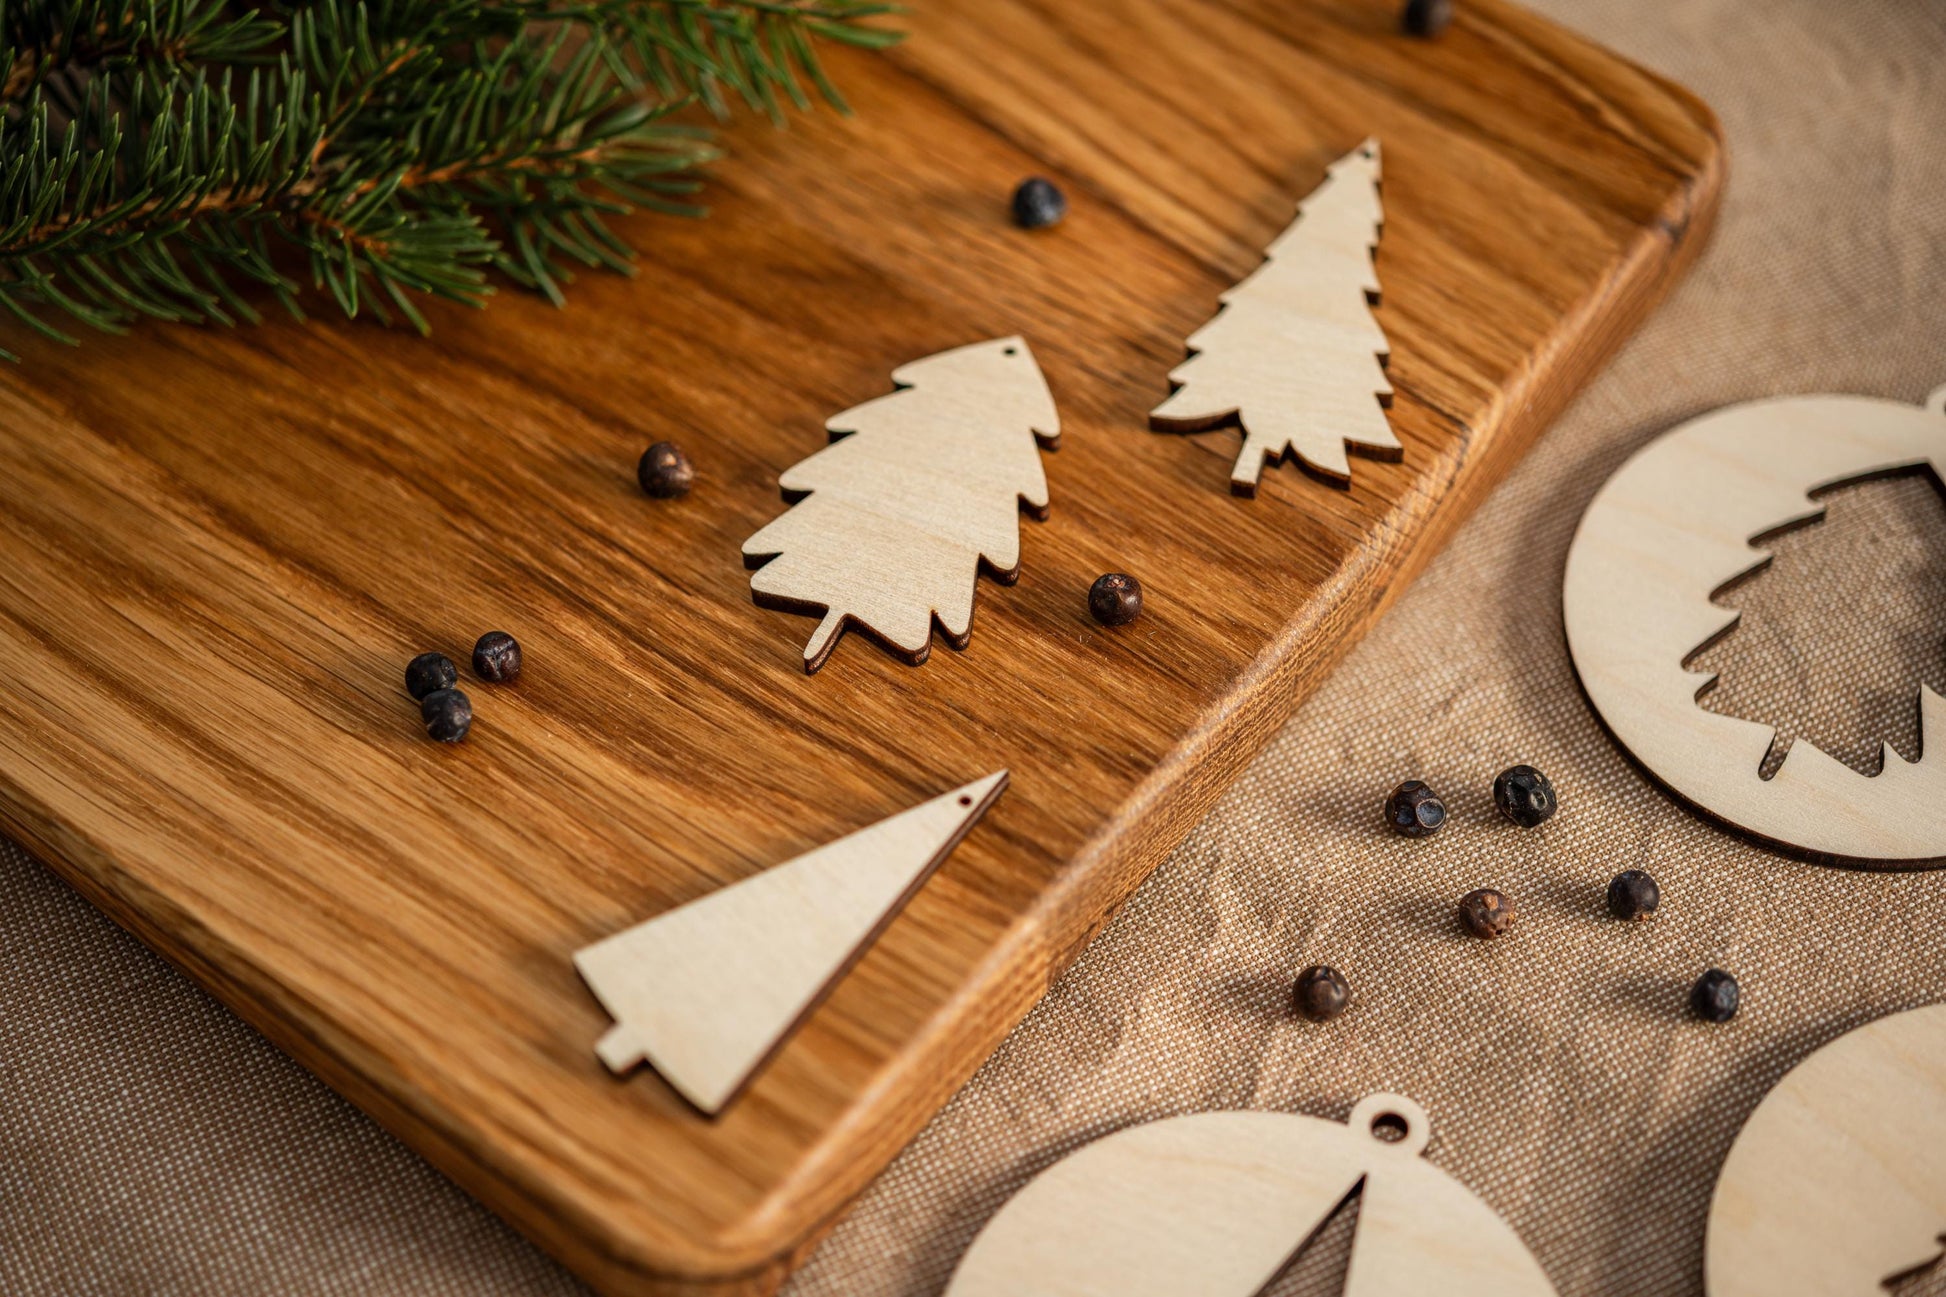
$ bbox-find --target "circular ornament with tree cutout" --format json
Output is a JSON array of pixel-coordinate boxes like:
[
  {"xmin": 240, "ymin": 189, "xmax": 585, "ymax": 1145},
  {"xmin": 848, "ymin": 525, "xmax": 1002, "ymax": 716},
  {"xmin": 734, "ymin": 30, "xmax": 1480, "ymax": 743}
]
[
  {"xmin": 945, "ymin": 1094, "xmax": 1557, "ymax": 1295},
  {"xmin": 1563, "ymin": 386, "xmax": 1946, "ymax": 866}
]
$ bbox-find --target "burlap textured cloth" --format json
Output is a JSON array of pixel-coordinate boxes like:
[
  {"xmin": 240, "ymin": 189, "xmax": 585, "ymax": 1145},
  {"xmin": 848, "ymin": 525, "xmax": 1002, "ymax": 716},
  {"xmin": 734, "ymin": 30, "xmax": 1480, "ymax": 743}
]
[{"xmin": 6, "ymin": 1, "xmax": 1946, "ymax": 1292}]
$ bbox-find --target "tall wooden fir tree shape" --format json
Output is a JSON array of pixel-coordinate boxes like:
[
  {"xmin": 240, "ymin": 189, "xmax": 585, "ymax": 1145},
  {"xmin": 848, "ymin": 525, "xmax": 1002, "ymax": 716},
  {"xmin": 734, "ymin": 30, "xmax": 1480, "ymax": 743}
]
[
  {"xmin": 1151, "ymin": 139, "xmax": 1399, "ymax": 495},
  {"xmin": 743, "ymin": 337, "xmax": 1060, "ymax": 673},
  {"xmin": 575, "ymin": 771, "xmax": 1008, "ymax": 1114}
]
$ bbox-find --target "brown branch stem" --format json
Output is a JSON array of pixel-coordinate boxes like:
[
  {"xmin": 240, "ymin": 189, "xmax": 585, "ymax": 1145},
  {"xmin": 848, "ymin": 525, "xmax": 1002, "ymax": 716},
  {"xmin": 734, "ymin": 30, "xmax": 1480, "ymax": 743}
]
[
  {"xmin": 0, "ymin": 135, "xmax": 626, "ymax": 265},
  {"xmin": 1, "ymin": 28, "xmax": 188, "ymax": 104}
]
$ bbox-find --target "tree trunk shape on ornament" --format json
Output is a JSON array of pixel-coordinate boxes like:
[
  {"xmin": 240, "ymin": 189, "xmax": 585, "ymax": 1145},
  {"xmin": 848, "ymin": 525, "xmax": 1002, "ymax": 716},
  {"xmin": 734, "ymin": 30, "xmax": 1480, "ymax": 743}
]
[
  {"xmin": 1151, "ymin": 139, "xmax": 1399, "ymax": 494},
  {"xmin": 743, "ymin": 337, "xmax": 1060, "ymax": 673}
]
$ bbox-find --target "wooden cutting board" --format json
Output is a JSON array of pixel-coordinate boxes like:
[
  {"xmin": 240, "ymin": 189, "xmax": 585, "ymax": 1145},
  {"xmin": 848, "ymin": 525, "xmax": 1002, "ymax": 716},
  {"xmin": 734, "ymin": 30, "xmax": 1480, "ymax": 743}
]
[{"xmin": 0, "ymin": 0, "xmax": 1719, "ymax": 1292}]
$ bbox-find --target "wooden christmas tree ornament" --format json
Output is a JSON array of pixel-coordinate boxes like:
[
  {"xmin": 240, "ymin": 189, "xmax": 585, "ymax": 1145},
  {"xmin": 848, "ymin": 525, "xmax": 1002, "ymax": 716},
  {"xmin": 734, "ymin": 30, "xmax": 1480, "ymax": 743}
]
[
  {"xmin": 743, "ymin": 337, "xmax": 1060, "ymax": 673},
  {"xmin": 1563, "ymin": 387, "xmax": 1946, "ymax": 865},
  {"xmin": 946, "ymin": 1094, "xmax": 1557, "ymax": 1296},
  {"xmin": 1707, "ymin": 1004, "xmax": 1946, "ymax": 1296},
  {"xmin": 574, "ymin": 771, "xmax": 1008, "ymax": 1113},
  {"xmin": 1150, "ymin": 139, "xmax": 1399, "ymax": 495}
]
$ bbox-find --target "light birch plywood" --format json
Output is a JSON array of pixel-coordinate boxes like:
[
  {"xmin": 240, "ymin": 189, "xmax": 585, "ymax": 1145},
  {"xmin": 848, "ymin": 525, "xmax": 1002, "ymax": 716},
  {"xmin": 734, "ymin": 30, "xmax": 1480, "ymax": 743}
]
[
  {"xmin": 1706, "ymin": 1005, "xmax": 1946, "ymax": 1297},
  {"xmin": 1562, "ymin": 387, "xmax": 1946, "ymax": 866},
  {"xmin": 575, "ymin": 771, "xmax": 1007, "ymax": 1114},
  {"xmin": 946, "ymin": 1094, "xmax": 1557, "ymax": 1297},
  {"xmin": 1150, "ymin": 139, "xmax": 1399, "ymax": 494},
  {"xmin": 742, "ymin": 337, "xmax": 1059, "ymax": 673}
]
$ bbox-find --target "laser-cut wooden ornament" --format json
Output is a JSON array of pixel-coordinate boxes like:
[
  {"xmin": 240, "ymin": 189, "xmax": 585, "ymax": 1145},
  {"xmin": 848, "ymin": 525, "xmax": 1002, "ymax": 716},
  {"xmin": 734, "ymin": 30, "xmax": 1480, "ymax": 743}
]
[
  {"xmin": 1563, "ymin": 386, "xmax": 1946, "ymax": 866},
  {"xmin": 574, "ymin": 771, "xmax": 1007, "ymax": 1114},
  {"xmin": 743, "ymin": 337, "xmax": 1059, "ymax": 673},
  {"xmin": 1150, "ymin": 139, "xmax": 1399, "ymax": 495},
  {"xmin": 946, "ymin": 1094, "xmax": 1557, "ymax": 1296},
  {"xmin": 1707, "ymin": 1004, "xmax": 1946, "ymax": 1297}
]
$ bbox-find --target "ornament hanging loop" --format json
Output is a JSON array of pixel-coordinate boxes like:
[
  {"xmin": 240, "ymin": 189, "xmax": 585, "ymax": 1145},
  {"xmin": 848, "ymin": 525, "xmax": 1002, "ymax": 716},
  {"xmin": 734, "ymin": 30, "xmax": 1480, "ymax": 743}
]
[{"xmin": 1349, "ymin": 1092, "xmax": 1432, "ymax": 1157}]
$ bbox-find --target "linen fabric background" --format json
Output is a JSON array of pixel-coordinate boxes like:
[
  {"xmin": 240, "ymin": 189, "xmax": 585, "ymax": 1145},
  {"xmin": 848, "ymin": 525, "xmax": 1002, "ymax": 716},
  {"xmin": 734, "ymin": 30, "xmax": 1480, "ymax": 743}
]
[{"xmin": 6, "ymin": 1, "xmax": 1946, "ymax": 1293}]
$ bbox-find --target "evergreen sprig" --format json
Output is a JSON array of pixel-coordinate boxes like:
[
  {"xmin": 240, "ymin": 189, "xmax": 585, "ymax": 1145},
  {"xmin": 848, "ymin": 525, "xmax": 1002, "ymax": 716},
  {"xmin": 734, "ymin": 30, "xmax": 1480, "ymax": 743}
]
[{"xmin": 0, "ymin": 0, "xmax": 898, "ymax": 357}]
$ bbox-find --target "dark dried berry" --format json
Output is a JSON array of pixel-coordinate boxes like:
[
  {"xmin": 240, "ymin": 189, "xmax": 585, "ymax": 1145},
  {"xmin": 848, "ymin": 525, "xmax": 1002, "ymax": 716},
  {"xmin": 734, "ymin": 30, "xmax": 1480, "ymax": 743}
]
[
  {"xmin": 1493, "ymin": 764, "xmax": 1557, "ymax": 828},
  {"xmin": 1607, "ymin": 869, "xmax": 1660, "ymax": 921},
  {"xmin": 421, "ymin": 688, "xmax": 472, "ymax": 743},
  {"xmin": 1384, "ymin": 780, "xmax": 1446, "ymax": 838},
  {"xmin": 405, "ymin": 652, "xmax": 457, "ymax": 701},
  {"xmin": 1691, "ymin": 969, "xmax": 1739, "ymax": 1022},
  {"xmin": 1088, "ymin": 573, "xmax": 1143, "ymax": 626},
  {"xmin": 1458, "ymin": 888, "xmax": 1515, "ymax": 939},
  {"xmin": 1401, "ymin": 0, "xmax": 1453, "ymax": 38},
  {"xmin": 1010, "ymin": 176, "xmax": 1067, "ymax": 230},
  {"xmin": 637, "ymin": 441, "xmax": 694, "ymax": 499},
  {"xmin": 1293, "ymin": 965, "xmax": 1350, "ymax": 1021},
  {"xmin": 472, "ymin": 631, "xmax": 522, "ymax": 682}
]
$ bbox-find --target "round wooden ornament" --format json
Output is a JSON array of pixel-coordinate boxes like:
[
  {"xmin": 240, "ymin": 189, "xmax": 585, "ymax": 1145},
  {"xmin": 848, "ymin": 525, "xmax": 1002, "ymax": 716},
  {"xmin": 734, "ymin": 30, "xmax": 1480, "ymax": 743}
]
[
  {"xmin": 1562, "ymin": 387, "xmax": 1946, "ymax": 865},
  {"xmin": 1707, "ymin": 1005, "xmax": 1946, "ymax": 1296},
  {"xmin": 945, "ymin": 1094, "xmax": 1557, "ymax": 1296}
]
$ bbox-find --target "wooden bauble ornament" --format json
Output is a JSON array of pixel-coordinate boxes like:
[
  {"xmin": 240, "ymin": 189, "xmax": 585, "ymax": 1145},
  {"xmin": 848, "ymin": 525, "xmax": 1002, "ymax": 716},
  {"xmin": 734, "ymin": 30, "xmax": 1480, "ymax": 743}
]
[
  {"xmin": 1707, "ymin": 1005, "xmax": 1946, "ymax": 1296},
  {"xmin": 574, "ymin": 771, "xmax": 1007, "ymax": 1113},
  {"xmin": 946, "ymin": 1094, "xmax": 1557, "ymax": 1296},
  {"xmin": 1563, "ymin": 386, "xmax": 1946, "ymax": 866},
  {"xmin": 743, "ymin": 337, "xmax": 1059, "ymax": 673},
  {"xmin": 1150, "ymin": 139, "xmax": 1399, "ymax": 494}
]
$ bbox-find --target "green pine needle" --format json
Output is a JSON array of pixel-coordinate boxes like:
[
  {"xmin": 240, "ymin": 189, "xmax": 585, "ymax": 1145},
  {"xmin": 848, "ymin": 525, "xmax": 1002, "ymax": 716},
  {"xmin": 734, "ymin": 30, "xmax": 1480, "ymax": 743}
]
[{"xmin": 0, "ymin": 0, "xmax": 901, "ymax": 353}]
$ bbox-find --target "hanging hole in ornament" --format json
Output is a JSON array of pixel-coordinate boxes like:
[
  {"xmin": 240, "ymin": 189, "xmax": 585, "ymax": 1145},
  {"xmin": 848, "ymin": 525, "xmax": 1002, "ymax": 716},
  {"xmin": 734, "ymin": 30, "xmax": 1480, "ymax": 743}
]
[
  {"xmin": 1002, "ymin": 345, "xmax": 1018, "ymax": 357},
  {"xmin": 958, "ymin": 795, "xmax": 973, "ymax": 807},
  {"xmin": 1369, "ymin": 1111, "xmax": 1409, "ymax": 1143},
  {"xmin": 1348, "ymin": 1092, "xmax": 1430, "ymax": 1155}
]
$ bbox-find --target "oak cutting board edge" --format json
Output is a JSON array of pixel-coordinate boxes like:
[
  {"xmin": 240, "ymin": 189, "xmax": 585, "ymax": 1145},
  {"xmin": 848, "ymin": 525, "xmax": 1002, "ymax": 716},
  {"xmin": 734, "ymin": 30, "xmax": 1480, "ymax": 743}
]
[{"xmin": 0, "ymin": 1, "xmax": 1724, "ymax": 1294}]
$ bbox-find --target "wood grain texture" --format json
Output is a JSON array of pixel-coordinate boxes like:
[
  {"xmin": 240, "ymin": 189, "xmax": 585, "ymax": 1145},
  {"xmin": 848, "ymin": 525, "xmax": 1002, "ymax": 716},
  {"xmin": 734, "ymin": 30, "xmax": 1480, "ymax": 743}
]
[
  {"xmin": 947, "ymin": 1096, "xmax": 1557, "ymax": 1295},
  {"xmin": 1706, "ymin": 1005, "xmax": 1946, "ymax": 1296},
  {"xmin": 1564, "ymin": 390, "xmax": 1946, "ymax": 865},
  {"xmin": 0, "ymin": 1, "xmax": 1720, "ymax": 1292}
]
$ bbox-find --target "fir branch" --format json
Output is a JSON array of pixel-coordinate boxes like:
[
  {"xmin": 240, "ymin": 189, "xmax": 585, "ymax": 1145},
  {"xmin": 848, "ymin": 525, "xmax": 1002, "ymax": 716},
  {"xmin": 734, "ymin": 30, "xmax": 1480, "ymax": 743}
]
[
  {"xmin": 0, "ymin": 0, "xmax": 899, "ymax": 356},
  {"xmin": 1, "ymin": 0, "xmax": 284, "ymax": 104},
  {"xmin": 580, "ymin": 0, "xmax": 901, "ymax": 117}
]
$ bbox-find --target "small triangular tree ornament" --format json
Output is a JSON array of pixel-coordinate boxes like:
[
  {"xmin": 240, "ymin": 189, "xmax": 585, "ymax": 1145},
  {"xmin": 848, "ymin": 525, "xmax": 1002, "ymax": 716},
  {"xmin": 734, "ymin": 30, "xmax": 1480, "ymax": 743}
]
[
  {"xmin": 743, "ymin": 337, "xmax": 1060, "ymax": 673},
  {"xmin": 574, "ymin": 771, "xmax": 1008, "ymax": 1114},
  {"xmin": 1151, "ymin": 139, "xmax": 1398, "ymax": 495}
]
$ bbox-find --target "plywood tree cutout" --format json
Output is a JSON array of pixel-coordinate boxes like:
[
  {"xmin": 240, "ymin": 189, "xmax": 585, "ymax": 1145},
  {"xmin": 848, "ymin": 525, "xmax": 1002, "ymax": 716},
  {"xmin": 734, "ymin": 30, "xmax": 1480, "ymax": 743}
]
[
  {"xmin": 1687, "ymin": 469, "xmax": 1946, "ymax": 780},
  {"xmin": 743, "ymin": 337, "xmax": 1059, "ymax": 673},
  {"xmin": 574, "ymin": 771, "xmax": 1007, "ymax": 1114},
  {"xmin": 1151, "ymin": 139, "xmax": 1398, "ymax": 495},
  {"xmin": 947, "ymin": 1095, "xmax": 1557, "ymax": 1296},
  {"xmin": 1563, "ymin": 387, "xmax": 1946, "ymax": 865}
]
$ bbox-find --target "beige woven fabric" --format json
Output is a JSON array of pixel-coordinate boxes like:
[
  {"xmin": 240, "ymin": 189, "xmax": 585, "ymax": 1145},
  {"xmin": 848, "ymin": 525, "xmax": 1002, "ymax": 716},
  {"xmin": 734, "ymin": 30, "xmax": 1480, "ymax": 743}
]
[
  {"xmin": 0, "ymin": 840, "xmax": 588, "ymax": 1295},
  {"xmin": 797, "ymin": 0, "xmax": 1946, "ymax": 1290},
  {"xmin": 6, "ymin": 0, "xmax": 1946, "ymax": 1293}
]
